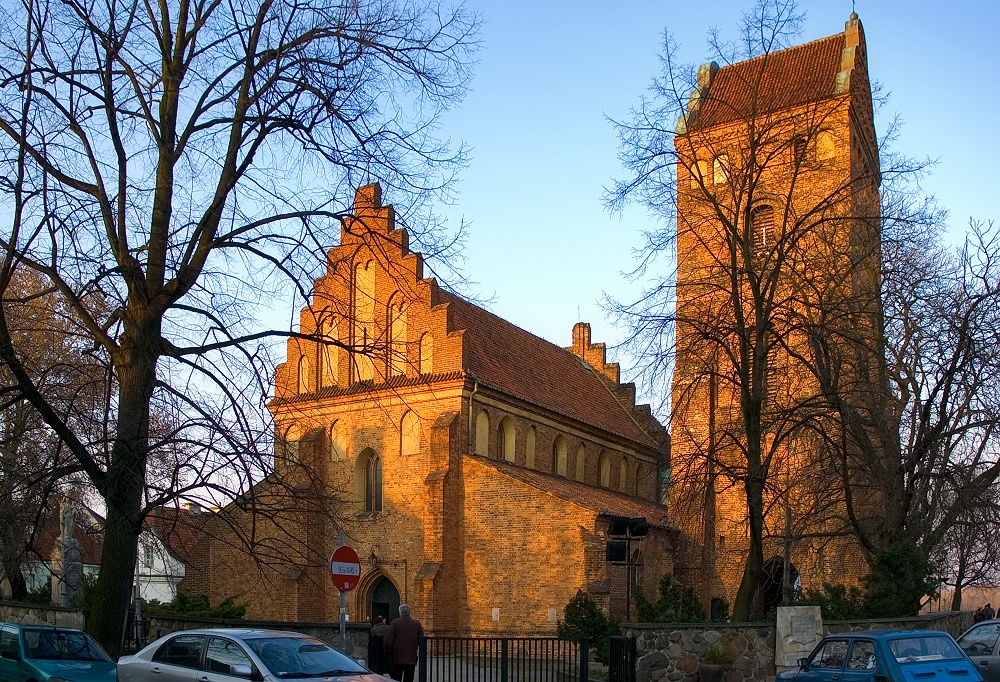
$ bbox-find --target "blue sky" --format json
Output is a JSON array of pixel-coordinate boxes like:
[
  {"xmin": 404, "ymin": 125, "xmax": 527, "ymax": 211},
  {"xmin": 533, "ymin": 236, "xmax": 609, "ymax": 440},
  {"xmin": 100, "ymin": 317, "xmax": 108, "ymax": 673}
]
[{"xmin": 433, "ymin": 0, "xmax": 1000, "ymax": 374}]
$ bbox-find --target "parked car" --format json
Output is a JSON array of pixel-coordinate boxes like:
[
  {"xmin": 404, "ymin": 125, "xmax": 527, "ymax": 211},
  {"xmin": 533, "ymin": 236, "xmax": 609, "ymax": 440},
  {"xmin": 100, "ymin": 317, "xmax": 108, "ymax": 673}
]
[
  {"xmin": 0, "ymin": 622, "xmax": 116, "ymax": 682},
  {"xmin": 957, "ymin": 619, "xmax": 1000, "ymax": 682},
  {"xmin": 117, "ymin": 629, "xmax": 383, "ymax": 682},
  {"xmin": 777, "ymin": 630, "xmax": 982, "ymax": 682}
]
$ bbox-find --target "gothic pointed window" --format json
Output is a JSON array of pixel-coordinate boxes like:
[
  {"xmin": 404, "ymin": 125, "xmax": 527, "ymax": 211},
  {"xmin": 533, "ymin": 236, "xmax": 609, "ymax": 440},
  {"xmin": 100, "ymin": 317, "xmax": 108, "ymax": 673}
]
[
  {"xmin": 498, "ymin": 417, "xmax": 515, "ymax": 462},
  {"xmin": 598, "ymin": 451, "xmax": 610, "ymax": 487},
  {"xmin": 321, "ymin": 319, "xmax": 339, "ymax": 388},
  {"xmin": 401, "ymin": 410, "xmax": 420, "ymax": 456},
  {"xmin": 353, "ymin": 260, "xmax": 376, "ymax": 382},
  {"xmin": 329, "ymin": 420, "xmax": 346, "ymax": 462},
  {"xmin": 817, "ymin": 131, "xmax": 836, "ymax": 162},
  {"xmin": 575, "ymin": 444, "xmax": 586, "ymax": 481},
  {"xmin": 713, "ymin": 154, "xmax": 729, "ymax": 185},
  {"xmin": 388, "ymin": 296, "xmax": 407, "ymax": 377},
  {"xmin": 619, "ymin": 457, "xmax": 630, "ymax": 492},
  {"xmin": 419, "ymin": 333, "xmax": 433, "ymax": 374},
  {"xmin": 475, "ymin": 410, "xmax": 490, "ymax": 456},
  {"xmin": 297, "ymin": 354, "xmax": 311, "ymax": 394},
  {"xmin": 362, "ymin": 451, "xmax": 382, "ymax": 512},
  {"xmin": 751, "ymin": 205, "xmax": 774, "ymax": 255},
  {"xmin": 553, "ymin": 436, "xmax": 567, "ymax": 476}
]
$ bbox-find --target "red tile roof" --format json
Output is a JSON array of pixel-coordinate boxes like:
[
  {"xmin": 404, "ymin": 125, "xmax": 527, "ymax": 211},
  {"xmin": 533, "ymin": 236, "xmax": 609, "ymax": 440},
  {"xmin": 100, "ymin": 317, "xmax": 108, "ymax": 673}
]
[
  {"xmin": 690, "ymin": 33, "xmax": 845, "ymax": 130},
  {"xmin": 439, "ymin": 292, "xmax": 659, "ymax": 448},
  {"xmin": 145, "ymin": 507, "xmax": 210, "ymax": 564},
  {"xmin": 472, "ymin": 455, "xmax": 672, "ymax": 529}
]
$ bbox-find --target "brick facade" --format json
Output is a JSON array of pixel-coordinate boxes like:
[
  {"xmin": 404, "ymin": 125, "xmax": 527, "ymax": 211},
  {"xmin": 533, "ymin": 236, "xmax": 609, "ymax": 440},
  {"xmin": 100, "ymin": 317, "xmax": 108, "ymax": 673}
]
[{"xmin": 192, "ymin": 183, "xmax": 671, "ymax": 633}]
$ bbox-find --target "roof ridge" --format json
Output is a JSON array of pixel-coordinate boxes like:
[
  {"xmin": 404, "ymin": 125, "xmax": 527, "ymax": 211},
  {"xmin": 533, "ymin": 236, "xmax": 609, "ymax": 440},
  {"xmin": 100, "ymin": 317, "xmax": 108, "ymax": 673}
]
[{"xmin": 713, "ymin": 31, "xmax": 844, "ymax": 73}]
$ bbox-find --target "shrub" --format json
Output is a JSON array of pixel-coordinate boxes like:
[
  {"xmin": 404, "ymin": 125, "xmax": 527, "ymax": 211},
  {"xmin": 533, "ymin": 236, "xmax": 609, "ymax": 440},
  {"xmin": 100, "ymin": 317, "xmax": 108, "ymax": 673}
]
[
  {"xmin": 144, "ymin": 593, "xmax": 248, "ymax": 619},
  {"xmin": 557, "ymin": 589, "xmax": 617, "ymax": 663},
  {"xmin": 702, "ymin": 643, "xmax": 734, "ymax": 665},
  {"xmin": 635, "ymin": 574, "xmax": 707, "ymax": 623}
]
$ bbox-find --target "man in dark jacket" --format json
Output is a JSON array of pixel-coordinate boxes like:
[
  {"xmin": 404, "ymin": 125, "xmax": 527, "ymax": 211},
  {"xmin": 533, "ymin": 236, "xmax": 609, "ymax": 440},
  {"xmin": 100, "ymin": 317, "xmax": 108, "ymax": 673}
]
[{"xmin": 385, "ymin": 604, "xmax": 424, "ymax": 682}]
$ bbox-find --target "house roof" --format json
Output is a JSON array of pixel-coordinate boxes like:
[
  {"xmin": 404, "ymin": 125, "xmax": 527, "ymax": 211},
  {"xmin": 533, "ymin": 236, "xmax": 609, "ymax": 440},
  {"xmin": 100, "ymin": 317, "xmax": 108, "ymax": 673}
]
[
  {"xmin": 471, "ymin": 455, "xmax": 673, "ymax": 530},
  {"xmin": 690, "ymin": 33, "xmax": 845, "ymax": 130},
  {"xmin": 145, "ymin": 507, "xmax": 209, "ymax": 564},
  {"xmin": 439, "ymin": 291, "xmax": 659, "ymax": 448}
]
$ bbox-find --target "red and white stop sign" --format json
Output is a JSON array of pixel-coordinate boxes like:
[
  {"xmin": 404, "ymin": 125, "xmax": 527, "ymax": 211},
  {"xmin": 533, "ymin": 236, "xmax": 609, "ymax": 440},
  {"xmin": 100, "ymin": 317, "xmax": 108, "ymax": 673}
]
[{"xmin": 329, "ymin": 545, "xmax": 361, "ymax": 592}]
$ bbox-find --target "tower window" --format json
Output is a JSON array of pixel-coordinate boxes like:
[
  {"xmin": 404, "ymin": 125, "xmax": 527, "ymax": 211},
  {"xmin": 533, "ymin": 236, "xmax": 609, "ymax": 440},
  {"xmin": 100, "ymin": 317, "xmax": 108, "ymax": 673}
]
[
  {"xmin": 364, "ymin": 453, "xmax": 382, "ymax": 512},
  {"xmin": 791, "ymin": 136, "xmax": 807, "ymax": 165},
  {"xmin": 750, "ymin": 205, "xmax": 775, "ymax": 253}
]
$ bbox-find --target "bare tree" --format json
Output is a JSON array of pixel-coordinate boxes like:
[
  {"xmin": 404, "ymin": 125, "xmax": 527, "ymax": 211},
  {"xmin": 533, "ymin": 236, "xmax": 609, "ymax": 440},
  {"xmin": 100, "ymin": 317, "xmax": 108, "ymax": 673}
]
[{"xmin": 0, "ymin": 0, "xmax": 477, "ymax": 652}]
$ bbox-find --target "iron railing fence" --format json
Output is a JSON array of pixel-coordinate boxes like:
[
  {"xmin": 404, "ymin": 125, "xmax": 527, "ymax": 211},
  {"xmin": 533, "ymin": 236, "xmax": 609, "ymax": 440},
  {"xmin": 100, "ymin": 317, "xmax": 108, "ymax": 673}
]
[{"xmin": 418, "ymin": 637, "xmax": 590, "ymax": 682}]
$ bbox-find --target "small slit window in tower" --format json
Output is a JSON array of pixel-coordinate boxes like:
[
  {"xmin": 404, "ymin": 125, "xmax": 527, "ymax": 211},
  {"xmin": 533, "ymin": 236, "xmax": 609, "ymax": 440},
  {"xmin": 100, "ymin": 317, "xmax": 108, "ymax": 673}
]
[{"xmin": 751, "ymin": 205, "xmax": 774, "ymax": 254}]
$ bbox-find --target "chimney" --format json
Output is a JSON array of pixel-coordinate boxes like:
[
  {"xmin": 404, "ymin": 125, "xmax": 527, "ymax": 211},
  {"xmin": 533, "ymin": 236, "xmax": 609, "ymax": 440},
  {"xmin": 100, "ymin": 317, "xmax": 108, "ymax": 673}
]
[{"xmin": 572, "ymin": 322, "xmax": 591, "ymax": 358}]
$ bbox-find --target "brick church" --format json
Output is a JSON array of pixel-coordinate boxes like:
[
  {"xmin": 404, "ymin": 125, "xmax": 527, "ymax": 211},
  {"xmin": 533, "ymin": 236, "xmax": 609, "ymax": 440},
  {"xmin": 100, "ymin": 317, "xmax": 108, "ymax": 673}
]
[{"xmin": 190, "ymin": 14, "xmax": 880, "ymax": 630}]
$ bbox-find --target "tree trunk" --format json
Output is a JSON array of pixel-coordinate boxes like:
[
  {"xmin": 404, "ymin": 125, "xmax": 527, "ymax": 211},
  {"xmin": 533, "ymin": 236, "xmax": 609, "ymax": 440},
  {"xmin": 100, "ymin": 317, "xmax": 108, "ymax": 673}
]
[
  {"xmin": 732, "ymin": 475, "xmax": 766, "ymax": 621},
  {"xmin": 86, "ymin": 330, "xmax": 157, "ymax": 656},
  {"xmin": 1, "ymin": 556, "xmax": 27, "ymax": 600}
]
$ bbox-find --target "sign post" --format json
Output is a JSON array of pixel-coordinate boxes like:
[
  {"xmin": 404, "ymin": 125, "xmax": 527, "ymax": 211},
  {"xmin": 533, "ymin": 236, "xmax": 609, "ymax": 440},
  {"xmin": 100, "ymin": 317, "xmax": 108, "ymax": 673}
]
[{"xmin": 330, "ymin": 533, "xmax": 361, "ymax": 652}]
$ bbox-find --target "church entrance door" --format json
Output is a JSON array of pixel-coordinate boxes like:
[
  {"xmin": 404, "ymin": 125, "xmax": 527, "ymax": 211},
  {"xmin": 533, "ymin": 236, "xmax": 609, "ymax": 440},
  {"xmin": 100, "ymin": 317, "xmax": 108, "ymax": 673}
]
[{"xmin": 370, "ymin": 577, "xmax": 400, "ymax": 623}]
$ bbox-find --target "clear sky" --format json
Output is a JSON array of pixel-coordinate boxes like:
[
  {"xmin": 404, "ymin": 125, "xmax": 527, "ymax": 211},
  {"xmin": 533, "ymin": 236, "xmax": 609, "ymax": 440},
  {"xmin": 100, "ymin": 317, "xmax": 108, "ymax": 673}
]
[{"xmin": 432, "ymin": 0, "xmax": 1000, "ymax": 384}]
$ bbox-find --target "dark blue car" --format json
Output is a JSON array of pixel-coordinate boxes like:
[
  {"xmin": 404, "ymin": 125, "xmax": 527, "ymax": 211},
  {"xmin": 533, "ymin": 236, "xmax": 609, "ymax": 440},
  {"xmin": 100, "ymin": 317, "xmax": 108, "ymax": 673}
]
[{"xmin": 777, "ymin": 630, "xmax": 982, "ymax": 682}]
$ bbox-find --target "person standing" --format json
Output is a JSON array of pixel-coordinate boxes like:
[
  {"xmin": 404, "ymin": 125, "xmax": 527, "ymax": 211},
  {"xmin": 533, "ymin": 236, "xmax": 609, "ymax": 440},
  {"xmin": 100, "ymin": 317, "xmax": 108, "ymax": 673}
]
[
  {"xmin": 985, "ymin": 603, "xmax": 996, "ymax": 620},
  {"xmin": 369, "ymin": 616, "xmax": 391, "ymax": 674},
  {"xmin": 385, "ymin": 604, "xmax": 424, "ymax": 682}
]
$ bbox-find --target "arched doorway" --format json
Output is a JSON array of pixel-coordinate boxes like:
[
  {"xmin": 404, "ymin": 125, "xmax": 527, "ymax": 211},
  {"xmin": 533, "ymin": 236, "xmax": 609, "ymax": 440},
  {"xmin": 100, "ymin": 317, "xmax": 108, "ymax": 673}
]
[
  {"xmin": 370, "ymin": 576, "xmax": 400, "ymax": 623},
  {"xmin": 753, "ymin": 556, "xmax": 799, "ymax": 616}
]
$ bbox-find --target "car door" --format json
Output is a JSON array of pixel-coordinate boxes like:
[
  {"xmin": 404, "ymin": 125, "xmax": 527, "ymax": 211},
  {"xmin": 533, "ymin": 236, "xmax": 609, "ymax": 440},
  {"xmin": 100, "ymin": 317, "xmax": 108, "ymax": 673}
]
[
  {"xmin": 841, "ymin": 639, "xmax": 878, "ymax": 682},
  {"xmin": 0, "ymin": 626, "xmax": 20, "ymax": 682},
  {"xmin": 801, "ymin": 639, "xmax": 850, "ymax": 682},
  {"xmin": 198, "ymin": 637, "xmax": 257, "ymax": 682},
  {"xmin": 149, "ymin": 634, "xmax": 206, "ymax": 682},
  {"xmin": 958, "ymin": 622, "xmax": 1000, "ymax": 682}
]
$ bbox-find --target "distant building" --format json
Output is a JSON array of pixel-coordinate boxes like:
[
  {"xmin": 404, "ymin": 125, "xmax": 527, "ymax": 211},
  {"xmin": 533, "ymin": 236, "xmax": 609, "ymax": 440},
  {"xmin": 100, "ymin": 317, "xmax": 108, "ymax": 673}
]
[
  {"xmin": 188, "ymin": 183, "xmax": 672, "ymax": 634},
  {"xmin": 4, "ymin": 503, "xmax": 202, "ymax": 604}
]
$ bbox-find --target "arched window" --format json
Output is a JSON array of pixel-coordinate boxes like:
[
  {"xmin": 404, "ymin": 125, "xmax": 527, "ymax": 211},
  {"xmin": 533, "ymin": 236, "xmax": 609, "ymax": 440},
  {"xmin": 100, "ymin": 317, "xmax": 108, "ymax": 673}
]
[
  {"xmin": 575, "ymin": 444, "xmax": 586, "ymax": 481},
  {"xmin": 329, "ymin": 421, "xmax": 346, "ymax": 462},
  {"xmin": 355, "ymin": 449, "xmax": 382, "ymax": 512},
  {"xmin": 475, "ymin": 410, "xmax": 490, "ymax": 456},
  {"xmin": 598, "ymin": 451, "xmax": 610, "ymax": 487},
  {"xmin": 619, "ymin": 457, "xmax": 630, "ymax": 492},
  {"xmin": 353, "ymin": 260, "xmax": 376, "ymax": 382},
  {"xmin": 751, "ymin": 205, "xmax": 774, "ymax": 252},
  {"xmin": 553, "ymin": 436, "xmax": 567, "ymax": 476},
  {"xmin": 297, "ymin": 354, "xmax": 311, "ymax": 394},
  {"xmin": 630, "ymin": 548, "xmax": 644, "ymax": 589},
  {"xmin": 635, "ymin": 463, "xmax": 648, "ymax": 499},
  {"xmin": 691, "ymin": 159, "xmax": 711, "ymax": 189},
  {"xmin": 816, "ymin": 131, "xmax": 836, "ymax": 161},
  {"xmin": 713, "ymin": 154, "xmax": 728, "ymax": 184},
  {"xmin": 791, "ymin": 135, "xmax": 807, "ymax": 164},
  {"xmin": 498, "ymin": 417, "xmax": 515, "ymax": 462},
  {"xmin": 401, "ymin": 411, "xmax": 420, "ymax": 456},
  {"xmin": 525, "ymin": 426, "xmax": 536, "ymax": 469},
  {"xmin": 320, "ymin": 319, "xmax": 339, "ymax": 388},
  {"xmin": 388, "ymin": 297, "xmax": 407, "ymax": 377},
  {"xmin": 419, "ymin": 333, "xmax": 433, "ymax": 374}
]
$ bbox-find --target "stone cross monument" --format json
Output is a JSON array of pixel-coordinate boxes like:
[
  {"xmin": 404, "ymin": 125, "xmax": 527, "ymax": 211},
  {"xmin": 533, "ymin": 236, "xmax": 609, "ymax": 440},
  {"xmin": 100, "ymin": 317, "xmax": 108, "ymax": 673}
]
[{"xmin": 50, "ymin": 496, "xmax": 84, "ymax": 607}]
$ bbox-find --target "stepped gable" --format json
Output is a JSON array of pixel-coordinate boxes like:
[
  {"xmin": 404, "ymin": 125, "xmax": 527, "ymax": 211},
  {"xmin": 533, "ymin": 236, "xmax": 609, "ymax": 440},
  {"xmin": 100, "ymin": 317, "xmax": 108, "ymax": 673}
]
[
  {"xmin": 690, "ymin": 33, "xmax": 844, "ymax": 131},
  {"xmin": 478, "ymin": 456, "xmax": 673, "ymax": 527},
  {"xmin": 439, "ymin": 291, "xmax": 658, "ymax": 447}
]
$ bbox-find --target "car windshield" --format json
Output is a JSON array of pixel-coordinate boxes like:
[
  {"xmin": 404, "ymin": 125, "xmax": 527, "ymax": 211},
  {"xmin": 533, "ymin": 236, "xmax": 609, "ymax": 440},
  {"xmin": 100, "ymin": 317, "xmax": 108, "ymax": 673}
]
[
  {"xmin": 22, "ymin": 629, "xmax": 111, "ymax": 662},
  {"xmin": 245, "ymin": 637, "xmax": 366, "ymax": 678},
  {"xmin": 888, "ymin": 636, "xmax": 965, "ymax": 663}
]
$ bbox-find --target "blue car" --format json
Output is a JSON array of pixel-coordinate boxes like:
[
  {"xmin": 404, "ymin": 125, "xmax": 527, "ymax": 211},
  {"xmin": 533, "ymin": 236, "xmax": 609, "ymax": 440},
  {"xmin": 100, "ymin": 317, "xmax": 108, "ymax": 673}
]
[
  {"xmin": 777, "ymin": 630, "xmax": 982, "ymax": 682},
  {"xmin": 0, "ymin": 623, "xmax": 116, "ymax": 682}
]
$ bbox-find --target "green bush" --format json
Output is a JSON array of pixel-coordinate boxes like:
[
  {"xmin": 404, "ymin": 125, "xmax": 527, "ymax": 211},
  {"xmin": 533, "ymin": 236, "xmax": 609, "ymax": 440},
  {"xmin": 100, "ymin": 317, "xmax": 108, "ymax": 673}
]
[
  {"xmin": 144, "ymin": 593, "xmax": 248, "ymax": 619},
  {"xmin": 22, "ymin": 584, "xmax": 53, "ymax": 605},
  {"xmin": 557, "ymin": 589, "xmax": 617, "ymax": 663},
  {"xmin": 702, "ymin": 643, "xmax": 734, "ymax": 665},
  {"xmin": 635, "ymin": 574, "xmax": 707, "ymax": 623}
]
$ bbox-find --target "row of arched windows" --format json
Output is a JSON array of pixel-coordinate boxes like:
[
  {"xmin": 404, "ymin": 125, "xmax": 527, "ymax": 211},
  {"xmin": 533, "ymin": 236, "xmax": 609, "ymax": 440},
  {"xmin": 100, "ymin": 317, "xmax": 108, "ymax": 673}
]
[
  {"xmin": 689, "ymin": 131, "xmax": 838, "ymax": 189},
  {"xmin": 296, "ymin": 322, "xmax": 434, "ymax": 394},
  {"xmin": 474, "ymin": 409, "xmax": 657, "ymax": 500}
]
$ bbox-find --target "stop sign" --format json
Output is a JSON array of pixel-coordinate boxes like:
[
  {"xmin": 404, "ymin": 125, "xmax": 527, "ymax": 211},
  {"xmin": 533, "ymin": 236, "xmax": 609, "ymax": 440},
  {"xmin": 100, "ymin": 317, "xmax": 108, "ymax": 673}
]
[{"xmin": 329, "ymin": 545, "xmax": 361, "ymax": 592}]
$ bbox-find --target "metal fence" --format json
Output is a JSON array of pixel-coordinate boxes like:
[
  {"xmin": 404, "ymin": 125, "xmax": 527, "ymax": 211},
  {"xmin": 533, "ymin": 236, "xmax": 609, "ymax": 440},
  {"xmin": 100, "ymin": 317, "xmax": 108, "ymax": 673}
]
[
  {"xmin": 608, "ymin": 637, "xmax": 636, "ymax": 682},
  {"xmin": 418, "ymin": 637, "xmax": 590, "ymax": 682}
]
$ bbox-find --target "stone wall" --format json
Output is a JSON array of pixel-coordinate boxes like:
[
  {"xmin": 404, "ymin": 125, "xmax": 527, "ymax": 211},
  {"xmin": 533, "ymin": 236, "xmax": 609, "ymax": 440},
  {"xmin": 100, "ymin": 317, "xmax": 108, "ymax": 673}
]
[
  {"xmin": 0, "ymin": 601, "xmax": 85, "ymax": 628},
  {"xmin": 621, "ymin": 612, "xmax": 974, "ymax": 682},
  {"xmin": 146, "ymin": 615, "xmax": 372, "ymax": 660}
]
